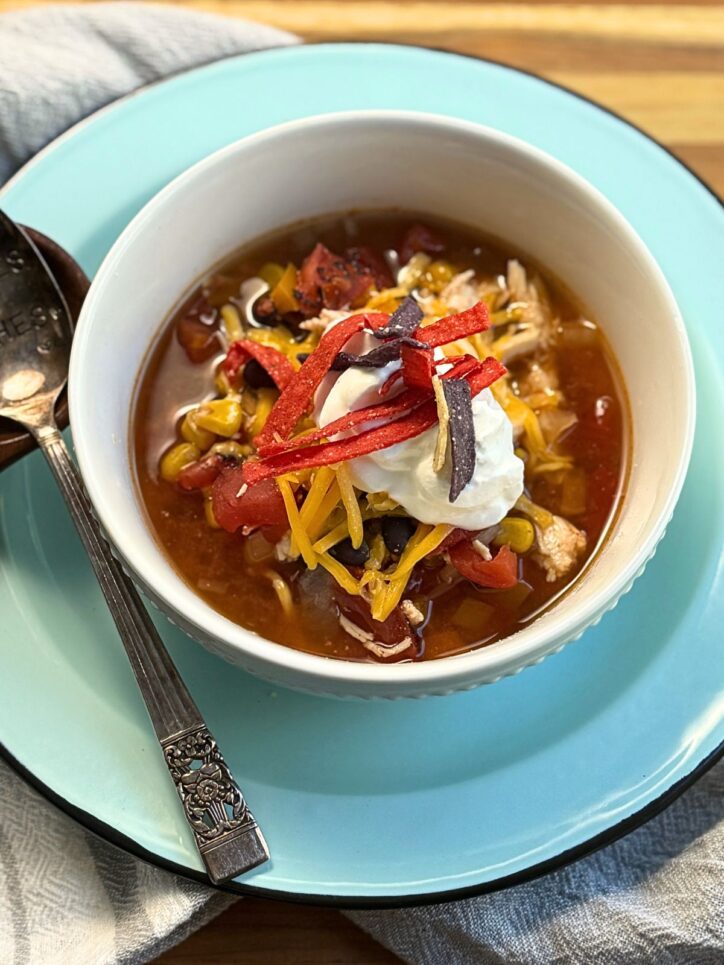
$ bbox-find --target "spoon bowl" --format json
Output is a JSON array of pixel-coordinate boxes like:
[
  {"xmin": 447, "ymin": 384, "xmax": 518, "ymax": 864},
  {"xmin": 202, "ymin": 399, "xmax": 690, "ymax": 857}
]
[{"xmin": 0, "ymin": 213, "xmax": 73, "ymax": 429}]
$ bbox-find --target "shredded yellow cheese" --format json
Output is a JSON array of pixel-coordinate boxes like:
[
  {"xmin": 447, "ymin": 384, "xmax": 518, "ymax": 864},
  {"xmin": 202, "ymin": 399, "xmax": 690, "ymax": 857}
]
[
  {"xmin": 335, "ymin": 463, "xmax": 364, "ymax": 549},
  {"xmin": 392, "ymin": 524, "xmax": 453, "ymax": 583},
  {"xmin": 364, "ymin": 287, "xmax": 407, "ymax": 309},
  {"xmin": 299, "ymin": 466, "xmax": 335, "ymax": 529},
  {"xmin": 530, "ymin": 460, "xmax": 576, "ymax": 475},
  {"xmin": 264, "ymin": 570, "xmax": 293, "ymax": 615},
  {"xmin": 307, "ymin": 480, "xmax": 342, "ymax": 542},
  {"xmin": 317, "ymin": 552, "xmax": 362, "ymax": 595},
  {"xmin": 277, "ymin": 476, "xmax": 317, "ymax": 570},
  {"xmin": 312, "ymin": 520, "xmax": 350, "ymax": 554},
  {"xmin": 366, "ymin": 523, "xmax": 453, "ymax": 622},
  {"xmin": 365, "ymin": 491, "xmax": 400, "ymax": 513},
  {"xmin": 289, "ymin": 466, "xmax": 333, "ymax": 557}
]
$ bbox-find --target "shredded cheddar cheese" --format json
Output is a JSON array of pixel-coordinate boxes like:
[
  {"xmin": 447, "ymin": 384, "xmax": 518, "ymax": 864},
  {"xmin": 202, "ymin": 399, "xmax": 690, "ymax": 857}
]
[
  {"xmin": 277, "ymin": 475, "xmax": 317, "ymax": 570},
  {"xmin": 307, "ymin": 480, "xmax": 343, "ymax": 542},
  {"xmin": 317, "ymin": 552, "xmax": 363, "ymax": 595},
  {"xmin": 312, "ymin": 520, "xmax": 350, "ymax": 555},
  {"xmin": 335, "ymin": 463, "xmax": 364, "ymax": 550}
]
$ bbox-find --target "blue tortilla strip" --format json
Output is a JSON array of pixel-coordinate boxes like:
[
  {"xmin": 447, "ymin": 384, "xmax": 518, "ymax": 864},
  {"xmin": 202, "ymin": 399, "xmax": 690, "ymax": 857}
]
[
  {"xmin": 442, "ymin": 377, "xmax": 476, "ymax": 502},
  {"xmin": 331, "ymin": 335, "xmax": 430, "ymax": 371},
  {"xmin": 372, "ymin": 295, "xmax": 423, "ymax": 339}
]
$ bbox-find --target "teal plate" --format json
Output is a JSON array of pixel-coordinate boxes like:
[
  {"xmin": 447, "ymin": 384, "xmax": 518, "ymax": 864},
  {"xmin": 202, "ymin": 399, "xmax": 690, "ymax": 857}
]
[{"xmin": 0, "ymin": 44, "xmax": 722, "ymax": 905}]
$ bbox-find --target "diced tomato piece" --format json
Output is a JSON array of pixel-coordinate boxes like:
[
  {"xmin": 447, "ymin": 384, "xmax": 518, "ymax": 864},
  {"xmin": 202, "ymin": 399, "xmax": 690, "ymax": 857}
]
[
  {"xmin": 176, "ymin": 317, "xmax": 221, "ymax": 363},
  {"xmin": 295, "ymin": 243, "xmax": 376, "ymax": 317},
  {"xmin": 346, "ymin": 246, "xmax": 395, "ymax": 289},
  {"xmin": 211, "ymin": 467, "xmax": 288, "ymax": 534},
  {"xmin": 448, "ymin": 543, "xmax": 519, "ymax": 589},
  {"xmin": 176, "ymin": 453, "xmax": 225, "ymax": 491},
  {"xmin": 175, "ymin": 294, "xmax": 220, "ymax": 363},
  {"xmin": 333, "ymin": 587, "xmax": 416, "ymax": 648},
  {"xmin": 260, "ymin": 523, "xmax": 289, "ymax": 544},
  {"xmin": 436, "ymin": 527, "xmax": 478, "ymax": 553},
  {"xmin": 398, "ymin": 223, "xmax": 446, "ymax": 265}
]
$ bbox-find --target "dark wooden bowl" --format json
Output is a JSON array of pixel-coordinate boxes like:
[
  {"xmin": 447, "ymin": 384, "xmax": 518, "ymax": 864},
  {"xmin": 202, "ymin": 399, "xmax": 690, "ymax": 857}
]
[{"xmin": 0, "ymin": 228, "xmax": 89, "ymax": 471}]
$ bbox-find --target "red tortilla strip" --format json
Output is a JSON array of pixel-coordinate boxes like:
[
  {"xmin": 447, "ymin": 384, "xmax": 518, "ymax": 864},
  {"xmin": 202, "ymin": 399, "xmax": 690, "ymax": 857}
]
[
  {"xmin": 415, "ymin": 301, "xmax": 490, "ymax": 348},
  {"xmin": 257, "ymin": 387, "xmax": 431, "ymax": 457},
  {"xmin": 401, "ymin": 343, "xmax": 435, "ymax": 389},
  {"xmin": 466, "ymin": 356, "xmax": 507, "ymax": 394},
  {"xmin": 251, "ymin": 354, "xmax": 506, "ymax": 474},
  {"xmin": 222, "ymin": 340, "xmax": 295, "ymax": 388},
  {"xmin": 253, "ymin": 313, "xmax": 386, "ymax": 447},
  {"xmin": 244, "ymin": 400, "xmax": 440, "ymax": 484}
]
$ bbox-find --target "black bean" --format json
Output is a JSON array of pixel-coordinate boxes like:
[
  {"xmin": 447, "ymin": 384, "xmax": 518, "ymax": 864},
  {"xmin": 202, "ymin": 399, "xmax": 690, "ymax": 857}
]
[
  {"xmin": 243, "ymin": 357, "xmax": 275, "ymax": 389},
  {"xmin": 381, "ymin": 517, "xmax": 417, "ymax": 555},
  {"xmin": 329, "ymin": 537, "xmax": 370, "ymax": 567}
]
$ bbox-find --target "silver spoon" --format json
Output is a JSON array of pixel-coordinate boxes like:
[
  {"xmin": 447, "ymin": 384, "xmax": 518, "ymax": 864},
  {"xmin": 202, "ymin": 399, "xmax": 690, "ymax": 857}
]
[{"xmin": 0, "ymin": 211, "xmax": 269, "ymax": 883}]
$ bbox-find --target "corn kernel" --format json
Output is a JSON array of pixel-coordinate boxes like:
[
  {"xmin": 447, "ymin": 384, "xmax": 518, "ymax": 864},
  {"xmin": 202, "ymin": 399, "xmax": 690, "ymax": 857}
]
[
  {"xmin": 195, "ymin": 399, "xmax": 243, "ymax": 437},
  {"xmin": 494, "ymin": 516, "xmax": 535, "ymax": 554},
  {"xmin": 365, "ymin": 533, "xmax": 387, "ymax": 571},
  {"xmin": 258, "ymin": 262, "xmax": 285, "ymax": 289},
  {"xmin": 398, "ymin": 252, "xmax": 431, "ymax": 290},
  {"xmin": 209, "ymin": 440, "xmax": 250, "ymax": 459},
  {"xmin": 204, "ymin": 495, "xmax": 220, "ymax": 529},
  {"xmin": 160, "ymin": 443, "xmax": 200, "ymax": 483},
  {"xmin": 215, "ymin": 368, "xmax": 233, "ymax": 396},
  {"xmin": 220, "ymin": 303, "xmax": 244, "ymax": 342},
  {"xmin": 248, "ymin": 388, "xmax": 276, "ymax": 438},
  {"xmin": 422, "ymin": 260, "xmax": 455, "ymax": 292},
  {"xmin": 181, "ymin": 410, "xmax": 216, "ymax": 450},
  {"xmin": 270, "ymin": 263, "xmax": 299, "ymax": 314}
]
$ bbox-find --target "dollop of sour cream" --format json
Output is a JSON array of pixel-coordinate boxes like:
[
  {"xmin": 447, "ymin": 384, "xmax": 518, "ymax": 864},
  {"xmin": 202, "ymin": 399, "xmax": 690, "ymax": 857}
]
[{"xmin": 314, "ymin": 327, "xmax": 524, "ymax": 529}]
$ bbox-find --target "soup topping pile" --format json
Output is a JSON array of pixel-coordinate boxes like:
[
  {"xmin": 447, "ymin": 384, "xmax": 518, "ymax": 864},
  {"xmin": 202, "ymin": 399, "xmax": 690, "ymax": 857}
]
[{"xmin": 138, "ymin": 218, "xmax": 623, "ymax": 662}]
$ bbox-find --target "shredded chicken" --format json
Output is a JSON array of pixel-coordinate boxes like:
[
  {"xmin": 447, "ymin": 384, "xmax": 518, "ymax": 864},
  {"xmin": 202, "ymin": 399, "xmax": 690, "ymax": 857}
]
[
  {"xmin": 506, "ymin": 259, "xmax": 529, "ymax": 303},
  {"xmin": 274, "ymin": 533, "xmax": 294, "ymax": 561},
  {"xmin": 363, "ymin": 637, "xmax": 415, "ymax": 659},
  {"xmin": 478, "ymin": 277, "xmax": 509, "ymax": 311},
  {"xmin": 338, "ymin": 614, "xmax": 375, "ymax": 643},
  {"xmin": 493, "ymin": 326, "xmax": 540, "ymax": 365},
  {"xmin": 532, "ymin": 515, "xmax": 586, "ymax": 582},
  {"xmin": 438, "ymin": 269, "xmax": 479, "ymax": 312},
  {"xmin": 538, "ymin": 408, "xmax": 578, "ymax": 445},
  {"xmin": 400, "ymin": 599, "xmax": 425, "ymax": 627},
  {"xmin": 505, "ymin": 260, "xmax": 555, "ymax": 344},
  {"xmin": 339, "ymin": 614, "xmax": 414, "ymax": 659},
  {"xmin": 519, "ymin": 360, "xmax": 560, "ymax": 396},
  {"xmin": 299, "ymin": 308, "xmax": 351, "ymax": 333},
  {"xmin": 472, "ymin": 539, "xmax": 492, "ymax": 561}
]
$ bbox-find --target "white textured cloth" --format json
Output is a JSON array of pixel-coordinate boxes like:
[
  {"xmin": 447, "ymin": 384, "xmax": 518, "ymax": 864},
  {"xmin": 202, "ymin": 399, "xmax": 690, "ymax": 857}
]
[
  {"xmin": 0, "ymin": 1, "xmax": 297, "ymax": 183},
  {"xmin": 0, "ymin": 760, "xmax": 233, "ymax": 964},
  {"xmin": 0, "ymin": 5, "xmax": 722, "ymax": 964},
  {"xmin": 350, "ymin": 761, "xmax": 724, "ymax": 964}
]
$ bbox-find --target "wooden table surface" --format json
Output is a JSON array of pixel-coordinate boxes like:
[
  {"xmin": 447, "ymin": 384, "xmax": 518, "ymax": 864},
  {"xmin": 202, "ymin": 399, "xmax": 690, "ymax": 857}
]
[{"xmin": 4, "ymin": 0, "xmax": 721, "ymax": 961}]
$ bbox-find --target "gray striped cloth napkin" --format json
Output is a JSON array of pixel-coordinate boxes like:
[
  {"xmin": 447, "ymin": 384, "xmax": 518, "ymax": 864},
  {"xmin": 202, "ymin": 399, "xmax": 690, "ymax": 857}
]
[{"xmin": 1, "ymin": 5, "xmax": 722, "ymax": 963}]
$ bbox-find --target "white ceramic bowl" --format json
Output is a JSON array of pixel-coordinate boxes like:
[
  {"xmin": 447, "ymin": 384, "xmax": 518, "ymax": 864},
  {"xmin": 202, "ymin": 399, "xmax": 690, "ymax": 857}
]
[{"xmin": 69, "ymin": 111, "xmax": 695, "ymax": 699}]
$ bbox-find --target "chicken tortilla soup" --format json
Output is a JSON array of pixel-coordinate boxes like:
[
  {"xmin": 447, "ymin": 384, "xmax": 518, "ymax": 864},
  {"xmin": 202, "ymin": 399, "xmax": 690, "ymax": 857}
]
[{"xmin": 133, "ymin": 213, "xmax": 627, "ymax": 663}]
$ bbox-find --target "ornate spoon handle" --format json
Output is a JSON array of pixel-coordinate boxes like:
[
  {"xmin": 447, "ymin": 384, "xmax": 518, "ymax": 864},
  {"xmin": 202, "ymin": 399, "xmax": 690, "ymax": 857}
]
[{"xmin": 33, "ymin": 422, "xmax": 269, "ymax": 884}]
